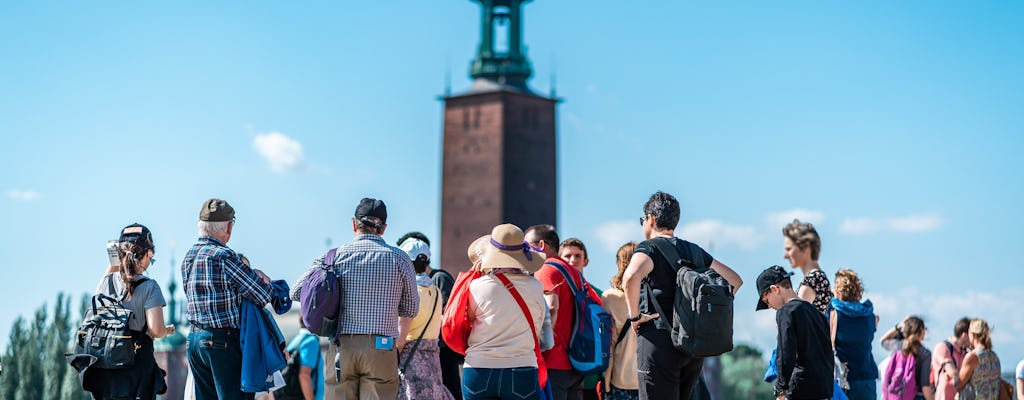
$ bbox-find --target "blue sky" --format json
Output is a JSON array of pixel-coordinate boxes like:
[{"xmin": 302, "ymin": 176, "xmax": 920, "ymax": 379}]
[{"xmin": 2, "ymin": 1, "xmax": 1023, "ymax": 368}]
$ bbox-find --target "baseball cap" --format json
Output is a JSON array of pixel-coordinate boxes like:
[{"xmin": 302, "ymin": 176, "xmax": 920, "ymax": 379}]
[
  {"xmin": 199, "ymin": 198, "xmax": 235, "ymax": 222},
  {"xmin": 354, "ymin": 198, "xmax": 387, "ymax": 225},
  {"xmin": 400, "ymin": 238, "xmax": 431, "ymax": 262},
  {"xmin": 755, "ymin": 265, "xmax": 794, "ymax": 310},
  {"xmin": 119, "ymin": 223, "xmax": 155, "ymax": 251}
]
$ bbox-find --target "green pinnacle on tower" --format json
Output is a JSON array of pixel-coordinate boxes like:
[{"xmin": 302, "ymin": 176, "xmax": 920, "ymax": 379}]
[{"xmin": 470, "ymin": 0, "xmax": 533, "ymax": 90}]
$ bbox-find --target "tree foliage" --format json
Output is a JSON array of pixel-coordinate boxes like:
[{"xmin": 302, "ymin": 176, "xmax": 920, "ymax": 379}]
[
  {"xmin": 721, "ymin": 343, "xmax": 776, "ymax": 400},
  {"xmin": 1, "ymin": 293, "xmax": 91, "ymax": 400}
]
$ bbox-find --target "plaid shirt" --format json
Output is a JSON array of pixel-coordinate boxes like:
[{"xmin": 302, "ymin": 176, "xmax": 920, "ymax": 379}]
[
  {"xmin": 290, "ymin": 234, "xmax": 418, "ymax": 338},
  {"xmin": 182, "ymin": 236, "xmax": 273, "ymax": 329}
]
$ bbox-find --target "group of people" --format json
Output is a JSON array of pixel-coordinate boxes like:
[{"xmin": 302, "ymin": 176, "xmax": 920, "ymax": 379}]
[
  {"xmin": 75, "ymin": 193, "xmax": 1021, "ymax": 400},
  {"xmin": 756, "ymin": 220, "xmax": 1014, "ymax": 400}
]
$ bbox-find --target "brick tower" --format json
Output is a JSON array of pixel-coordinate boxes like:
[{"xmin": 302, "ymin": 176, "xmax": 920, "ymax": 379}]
[{"xmin": 440, "ymin": 0, "xmax": 557, "ymax": 273}]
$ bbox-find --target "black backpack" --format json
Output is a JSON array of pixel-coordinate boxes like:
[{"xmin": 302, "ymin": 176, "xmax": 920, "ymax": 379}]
[
  {"xmin": 272, "ymin": 344, "xmax": 307, "ymax": 400},
  {"xmin": 70, "ymin": 276, "xmax": 148, "ymax": 369},
  {"xmin": 644, "ymin": 237, "xmax": 734, "ymax": 357}
]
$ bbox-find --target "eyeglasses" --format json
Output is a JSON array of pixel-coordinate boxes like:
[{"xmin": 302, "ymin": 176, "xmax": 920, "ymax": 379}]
[{"xmin": 639, "ymin": 215, "xmax": 647, "ymax": 226}]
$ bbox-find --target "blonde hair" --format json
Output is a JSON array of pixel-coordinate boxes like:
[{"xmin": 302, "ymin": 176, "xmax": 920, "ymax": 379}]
[
  {"xmin": 969, "ymin": 319, "xmax": 992, "ymax": 350},
  {"xmin": 783, "ymin": 219, "xmax": 821, "ymax": 260},
  {"xmin": 610, "ymin": 242, "xmax": 637, "ymax": 290},
  {"xmin": 834, "ymin": 269, "xmax": 864, "ymax": 302}
]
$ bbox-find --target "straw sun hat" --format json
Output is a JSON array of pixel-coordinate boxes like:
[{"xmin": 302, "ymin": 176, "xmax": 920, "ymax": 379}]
[{"xmin": 466, "ymin": 224, "xmax": 544, "ymax": 273}]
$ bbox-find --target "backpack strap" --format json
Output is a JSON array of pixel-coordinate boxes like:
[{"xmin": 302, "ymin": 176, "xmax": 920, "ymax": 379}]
[
  {"xmin": 616, "ymin": 320, "xmax": 631, "ymax": 346},
  {"xmin": 323, "ymin": 248, "xmax": 338, "ymax": 267},
  {"xmin": 545, "ymin": 261, "xmax": 582, "ymax": 297},
  {"xmin": 944, "ymin": 340, "xmax": 957, "ymax": 369},
  {"xmin": 641, "ymin": 237, "xmax": 692, "ymax": 326},
  {"xmin": 400, "ymin": 286, "xmax": 440, "ymax": 375}
]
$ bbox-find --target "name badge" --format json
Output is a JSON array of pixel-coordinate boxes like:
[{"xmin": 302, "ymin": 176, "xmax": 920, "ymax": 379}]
[{"xmin": 374, "ymin": 336, "xmax": 394, "ymax": 351}]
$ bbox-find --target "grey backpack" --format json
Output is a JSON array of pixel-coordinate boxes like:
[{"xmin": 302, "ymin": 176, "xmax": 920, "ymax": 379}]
[{"xmin": 644, "ymin": 237, "xmax": 734, "ymax": 356}]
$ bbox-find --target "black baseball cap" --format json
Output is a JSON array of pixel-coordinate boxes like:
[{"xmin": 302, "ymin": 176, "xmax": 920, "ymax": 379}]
[
  {"xmin": 199, "ymin": 198, "xmax": 235, "ymax": 222},
  {"xmin": 755, "ymin": 265, "xmax": 794, "ymax": 310},
  {"xmin": 119, "ymin": 223, "xmax": 155, "ymax": 251},
  {"xmin": 354, "ymin": 198, "xmax": 387, "ymax": 225}
]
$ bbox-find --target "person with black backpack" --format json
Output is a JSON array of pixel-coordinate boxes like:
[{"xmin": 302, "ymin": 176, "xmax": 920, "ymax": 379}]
[
  {"xmin": 621, "ymin": 191, "xmax": 744, "ymax": 400},
  {"xmin": 70, "ymin": 223, "xmax": 174, "ymax": 399},
  {"xmin": 274, "ymin": 314, "xmax": 324, "ymax": 400}
]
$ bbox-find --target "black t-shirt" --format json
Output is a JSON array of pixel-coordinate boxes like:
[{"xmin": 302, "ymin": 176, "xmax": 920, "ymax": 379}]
[
  {"xmin": 635, "ymin": 237, "xmax": 712, "ymax": 330},
  {"xmin": 776, "ymin": 299, "xmax": 834, "ymax": 400}
]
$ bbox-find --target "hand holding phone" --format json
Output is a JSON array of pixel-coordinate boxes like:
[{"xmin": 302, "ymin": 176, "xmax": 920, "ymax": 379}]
[{"xmin": 106, "ymin": 241, "xmax": 120, "ymax": 267}]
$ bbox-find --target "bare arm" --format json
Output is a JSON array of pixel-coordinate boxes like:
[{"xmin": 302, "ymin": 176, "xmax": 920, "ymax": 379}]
[
  {"xmin": 922, "ymin": 385, "xmax": 934, "ymax": 400},
  {"xmin": 1016, "ymin": 377, "xmax": 1023, "ymax": 400},
  {"xmin": 830, "ymin": 310, "xmax": 838, "ymax": 349},
  {"xmin": 797, "ymin": 284, "xmax": 816, "ymax": 303},
  {"xmin": 956, "ymin": 352, "xmax": 979, "ymax": 391},
  {"xmin": 622, "ymin": 252, "xmax": 658, "ymax": 333},
  {"xmin": 710, "ymin": 259, "xmax": 743, "ymax": 294},
  {"xmin": 397, "ymin": 317, "xmax": 412, "ymax": 350},
  {"xmin": 299, "ymin": 365, "xmax": 315, "ymax": 400},
  {"xmin": 145, "ymin": 306, "xmax": 173, "ymax": 339}
]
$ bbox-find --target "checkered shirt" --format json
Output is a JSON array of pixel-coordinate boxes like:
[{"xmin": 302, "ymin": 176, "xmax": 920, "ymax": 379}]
[
  {"xmin": 181, "ymin": 236, "xmax": 273, "ymax": 329},
  {"xmin": 290, "ymin": 234, "xmax": 418, "ymax": 338}
]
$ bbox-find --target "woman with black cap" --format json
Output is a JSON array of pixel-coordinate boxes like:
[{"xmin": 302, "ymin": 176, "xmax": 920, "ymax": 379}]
[{"xmin": 84, "ymin": 223, "xmax": 174, "ymax": 399}]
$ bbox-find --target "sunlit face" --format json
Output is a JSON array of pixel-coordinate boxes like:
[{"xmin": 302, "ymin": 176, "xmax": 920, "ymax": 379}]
[
  {"xmin": 559, "ymin": 246, "xmax": 589, "ymax": 271},
  {"xmin": 783, "ymin": 237, "xmax": 809, "ymax": 268}
]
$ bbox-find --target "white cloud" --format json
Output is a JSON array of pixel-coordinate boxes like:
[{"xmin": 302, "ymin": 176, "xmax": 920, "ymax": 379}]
[
  {"xmin": 678, "ymin": 219, "xmax": 761, "ymax": 251},
  {"xmin": 594, "ymin": 220, "xmax": 642, "ymax": 253},
  {"xmin": 764, "ymin": 209, "xmax": 825, "ymax": 229},
  {"xmin": 839, "ymin": 218, "xmax": 881, "ymax": 235},
  {"xmin": 839, "ymin": 213, "xmax": 943, "ymax": 235},
  {"xmin": 6, "ymin": 189, "xmax": 41, "ymax": 201},
  {"xmin": 253, "ymin": 132, "xmax": 304, "ymax": 174},
  {"xmin": 887, "ymin": 213, "xmax": 944, "ymax": 233}
]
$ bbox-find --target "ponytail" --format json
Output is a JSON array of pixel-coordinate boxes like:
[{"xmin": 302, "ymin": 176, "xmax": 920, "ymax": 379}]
[
  {"xmin": 901, "ymin": 316, "xmax": 926, "ymax": 357},
  {"xmin": 117, "ymin": 242, "xmax": 149, "ymax": 299}
]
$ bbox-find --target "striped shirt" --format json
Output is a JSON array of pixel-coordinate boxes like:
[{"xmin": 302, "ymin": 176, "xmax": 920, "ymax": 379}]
[
  {"xmin": 182, "ymin": 236, "xmax": 273, "ymax": 329},
  {"xmin": 291, "ymin": 234, "xmax": 418, "ymax": 338}
]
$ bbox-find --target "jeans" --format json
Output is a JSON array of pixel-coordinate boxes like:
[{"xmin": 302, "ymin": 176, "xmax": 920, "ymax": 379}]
[
  {"xmin": 462, "ymin": 367, "xmax": 540, "ymax": 400},
  {"xmin": 187, "ymin": 328, "xmax": 253, "ymax": 400},
  {"xmin": 844, "ymin": 380, "xmax": 876, "ymax": 400}
]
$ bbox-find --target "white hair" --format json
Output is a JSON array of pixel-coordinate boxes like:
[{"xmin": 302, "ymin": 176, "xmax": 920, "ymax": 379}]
[{"xmin": 198, "ymin": 220, "xmax": 231, "ymax": 237}]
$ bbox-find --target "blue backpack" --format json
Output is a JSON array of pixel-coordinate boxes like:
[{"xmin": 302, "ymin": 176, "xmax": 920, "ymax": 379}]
[{"xmin": 547, "ymin": 261, "xmax": 612, "ymax": 375}]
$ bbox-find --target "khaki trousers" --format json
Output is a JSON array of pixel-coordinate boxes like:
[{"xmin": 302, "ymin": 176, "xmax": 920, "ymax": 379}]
[{"xmin": 324, "ymin": 334, "xmax": 399, "ymax": 400}]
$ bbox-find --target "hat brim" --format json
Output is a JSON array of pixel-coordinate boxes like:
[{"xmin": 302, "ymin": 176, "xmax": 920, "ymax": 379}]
[
  {"xmin": 756, "ymin": 297, "xmax": 770, "ymax": 311},
  {"xmin": 473, "ymin": 236, "xmax": 544, "ymax": 274},
  {"xmin": 467, "ymin": 235, "xmax": 488, "ymax": 265}
]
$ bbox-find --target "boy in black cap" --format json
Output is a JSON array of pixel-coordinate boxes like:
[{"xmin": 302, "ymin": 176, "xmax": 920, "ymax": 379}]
[{"xmin": 756, "ymin": 265, "xmax": 833, "ymax": 400}]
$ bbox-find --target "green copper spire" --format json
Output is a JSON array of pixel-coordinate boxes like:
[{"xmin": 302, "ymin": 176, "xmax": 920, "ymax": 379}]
[{"xmin": 470, "ymin": 0, "xmax": 533, "ymax": 90}]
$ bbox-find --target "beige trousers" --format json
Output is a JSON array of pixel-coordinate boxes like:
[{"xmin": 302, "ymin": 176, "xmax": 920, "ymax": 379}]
[{"xmin": 323, "ymin": 334, "xmax": 399, "ymax": 400}]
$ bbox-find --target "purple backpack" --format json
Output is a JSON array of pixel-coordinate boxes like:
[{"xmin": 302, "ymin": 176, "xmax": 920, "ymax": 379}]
[
  {"xmin": 300, "ymin": 248, "xmax": 341, "ymax": 337},
  {"xmin": 883, "ymin": 350, "xmax": 918, "ymax": 400}
]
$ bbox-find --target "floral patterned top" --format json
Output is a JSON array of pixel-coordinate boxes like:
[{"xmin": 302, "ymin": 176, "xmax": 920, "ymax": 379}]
[
  {"xmin": 970, "ymin": 349, "xmax": 1001, "ymax": 400},
  {"xmin": 800, "ymin": 269, "xmax": 833, "ymax": 315}
]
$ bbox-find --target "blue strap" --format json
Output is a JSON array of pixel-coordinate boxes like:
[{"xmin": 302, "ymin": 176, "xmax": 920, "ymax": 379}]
[{"xmin": 545, "ymin": 261, "xmax": 582, "ymax": 296}]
